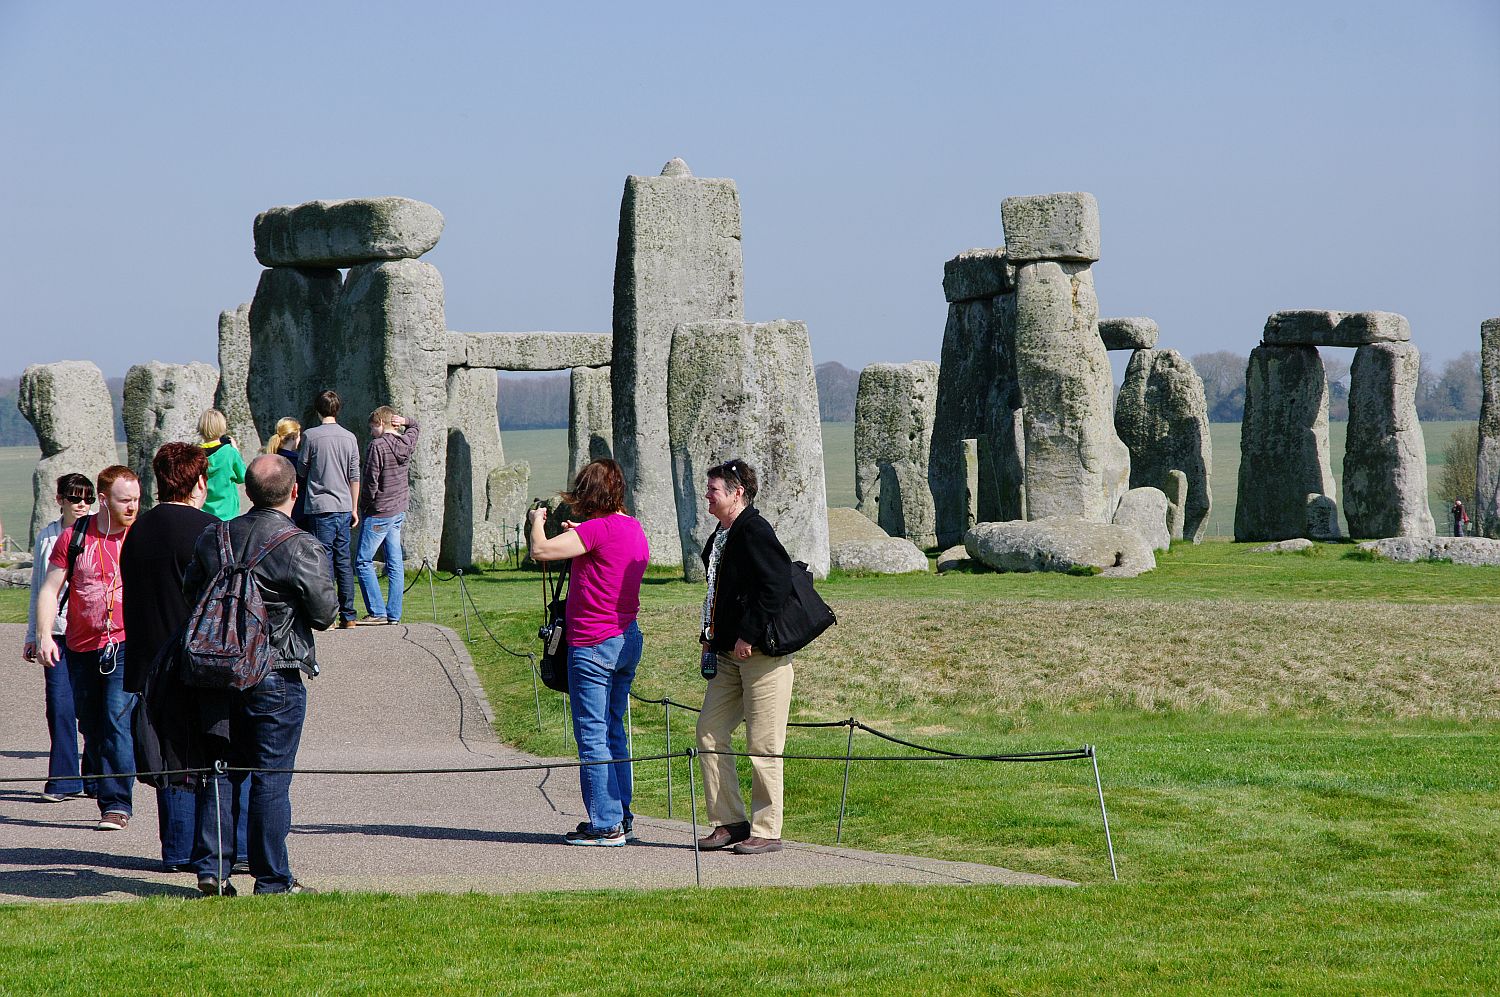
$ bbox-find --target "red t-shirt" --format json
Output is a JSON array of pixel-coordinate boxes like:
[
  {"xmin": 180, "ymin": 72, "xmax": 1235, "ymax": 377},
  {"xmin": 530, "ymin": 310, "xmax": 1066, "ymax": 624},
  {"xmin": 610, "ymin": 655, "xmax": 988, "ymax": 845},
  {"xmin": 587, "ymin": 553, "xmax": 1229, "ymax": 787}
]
[
  {"xmin": 565, "ymin": 513, "xmax": 649, "ymax": 647},
  {"xmin": 49, "ymin": 515, "xmax": 128, "ymax": 652}
]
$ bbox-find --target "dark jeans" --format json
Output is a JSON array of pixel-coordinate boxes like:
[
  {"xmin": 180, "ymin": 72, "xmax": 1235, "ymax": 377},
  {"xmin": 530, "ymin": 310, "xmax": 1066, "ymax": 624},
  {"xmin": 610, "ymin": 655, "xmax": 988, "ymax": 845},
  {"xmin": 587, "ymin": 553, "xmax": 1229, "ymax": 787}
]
[
  {"xmin": 66, "ymin": 644, "xmax": 135, "ymax": 816},
  {"xmin": 308, "ymin": 512, "xmax": 356, "ymax": 622},
  {"xmin": 193, "ymin": 670, "xmax": 307, "ymax": 893},
  {"xmin": 159, "ymin": 779, "xmax": 249, "ymax": 869},
  {"xmin": 42, "ymin": 648, "xmax": 94, "ymax": 796}
]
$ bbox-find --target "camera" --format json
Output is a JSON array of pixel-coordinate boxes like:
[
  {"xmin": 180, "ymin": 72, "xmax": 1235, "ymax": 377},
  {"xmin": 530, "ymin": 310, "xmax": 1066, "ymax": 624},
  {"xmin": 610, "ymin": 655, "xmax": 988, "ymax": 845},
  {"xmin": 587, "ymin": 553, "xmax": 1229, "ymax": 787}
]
[{"xmin": 539, "ymin": 621, "xmax": 564, "ymax": 656}]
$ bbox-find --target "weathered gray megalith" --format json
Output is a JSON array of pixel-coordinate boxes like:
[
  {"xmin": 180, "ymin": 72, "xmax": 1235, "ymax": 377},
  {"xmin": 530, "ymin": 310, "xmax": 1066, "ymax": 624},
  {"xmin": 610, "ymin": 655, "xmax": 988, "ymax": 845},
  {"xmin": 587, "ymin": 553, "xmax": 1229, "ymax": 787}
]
[
  {"xmin": 1262, "ymin": 310, "xmax": 1411, "ymax": 348},
  {"xmin": 1234, "ymin": 345, "xmax": 1336, "ymax": 542},
  {"xmin": 931, "ymin": 250, "xmax": 1024, "ymax": 547},
  {"xmin": 612, "ymin": 160, "xmax": 744, "ymax": 567},
  {"xmin": 876, "ymin": 459, "xmax": 937, "ymax": 548},
  {"xmin": 1358, "ymin": 536, "xmax": 1500, "ymax": 566},
  {"xmin": 1474, "ymin": 318, "xmax": 1500, "ymax": 537},
  {"xmin": 964, "ymin": 518, "xmax": 1155, "ymax": 578},
  {"xmin": 485, "ymin": 463, "xmax": 532, "ymax": 541},
  {"xmin": 1114, "ymin": 348, "xmax": 1212, "ymax": 542},
  {"xmin": 247, "ymin": 266, "xmax": 342, "ymax": 440},
  {"xmin": 215, "ymin": 302, "xmax": 260, "ymax": 454},
  {"xmin": 440, "ymin": 367, "xmax": 505, "ymax": 569},
  {"xmin": 1000, "ymin": 193, "xmax": 1101, "ymax": 262},
  {"xmin": 1011, "ymin": 258, "xmax": 1130, "ymax": 522},
  {"xmin": 1257, "ymin": 538, "xmax": 1315, "ymax": 554},
  {"xmin": 254, "ymin": 197, "xmax": 444, "ymax": 269},
  {"xmin": 827, "ymin": 507, "xmax": 890, "ymax": 547},
  {"xmin": 1111, "ymin": 486, "xmax": 1171, "ymax": 552},
  {"xmin": 18, "ymin": 362, "xmax": 119, "ymax": 544},
  {"xmin": 329, "ymin": 259, "xmax": 448, "ymax": 566},
  {"xmin": 1163, "ymin": 469, "xmax": 1188, "ymax": 542},
  {"xmin": 1306, "ymin": 494, "xmax": 1341, "ymax": 541},
  {"xmin": 453, "ymin": 332, "xmax": 612, "ymax": 371},
  {"xmin": 667, "ymin": 319, "xmax": 828, "ymax": 580},
  {"xmin": 1343, "ymin": 341, "xmax": 1435, "ymax": 538},
  {"xmin": 854, "ymin": 361, "xmax": 938, "ymax": 523},
  {"xmin": 1098, "ymin": 317, "xmax": 1159, "ymax": 352},
  {"xmin": 122, "ymin": 362, "xmax": 220, "ymax": 509},
  {"xmin": 568, "ymin": 365, "xmax": 613, "ymax": 479},
  {"xmin": 829, "ymin": 538, "xmax": 930, "ymax": 575}
]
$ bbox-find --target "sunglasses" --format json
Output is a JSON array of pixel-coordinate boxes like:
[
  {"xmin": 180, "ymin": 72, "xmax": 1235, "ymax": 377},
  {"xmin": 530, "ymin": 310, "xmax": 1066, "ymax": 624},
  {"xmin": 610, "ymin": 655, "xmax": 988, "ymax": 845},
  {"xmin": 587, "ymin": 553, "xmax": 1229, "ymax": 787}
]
[{"xmin": 62, "ymin": 491, "xmax": 95, "ymax": 504}]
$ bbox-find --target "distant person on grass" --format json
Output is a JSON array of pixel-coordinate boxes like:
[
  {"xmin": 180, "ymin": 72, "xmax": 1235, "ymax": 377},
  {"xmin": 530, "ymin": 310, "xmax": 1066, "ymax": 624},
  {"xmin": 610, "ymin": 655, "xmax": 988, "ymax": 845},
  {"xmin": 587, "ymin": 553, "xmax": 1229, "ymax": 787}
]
[
  {"xmin": 355, "ymin": 406, "xmax": 420, "ymax": 625},
  {"xmin": 24, "ymin": 472, "xmax": 98, "ymax": 804},
  {"xmin": 197, "ymin": 408, "xmax": 246, "ymax": 521},
  {"xmin": 1452, "ymin": 498, "xmax": 1470, "ymax": 538},
  {"xmin": 184, "ymin": 454, "xmax": 336, "ymax": 896},
  {"xmin": 300, "ymin": 390, "xmax": 361, "ymax": 629},
  {"xmin": 527, "ymin": 458, "xmax": 648, "ymax": 846},
  {"xmin": 695, "ymin": 459, "xmax": 795, "ymax": 856},
  {"xmin": 34, "ymin": 466, "xmax": 141, "ymax": 832}
]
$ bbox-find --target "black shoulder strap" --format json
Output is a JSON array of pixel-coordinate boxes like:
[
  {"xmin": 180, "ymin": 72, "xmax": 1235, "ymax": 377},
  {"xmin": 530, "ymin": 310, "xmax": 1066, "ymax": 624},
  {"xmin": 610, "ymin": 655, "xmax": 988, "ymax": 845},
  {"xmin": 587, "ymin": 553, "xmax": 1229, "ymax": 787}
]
[{"xmin": 57, "ymin": 520, "xmax": 89, "ymax": 613}]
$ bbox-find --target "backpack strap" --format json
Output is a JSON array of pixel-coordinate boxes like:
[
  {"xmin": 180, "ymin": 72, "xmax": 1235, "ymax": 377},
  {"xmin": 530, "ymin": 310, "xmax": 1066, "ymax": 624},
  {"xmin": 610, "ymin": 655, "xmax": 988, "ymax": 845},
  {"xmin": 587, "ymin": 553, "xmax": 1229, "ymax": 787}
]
[
  {"xmin": 57, "ymin": 519, "xmax": 90, "ymax": 614},
  {"xmin": 215, "ymin": 521, "xmax": 235, "ymax": 567},
  {"xmin": 243, "ymin": 526, "xmax": 302, "ymax": 571}
]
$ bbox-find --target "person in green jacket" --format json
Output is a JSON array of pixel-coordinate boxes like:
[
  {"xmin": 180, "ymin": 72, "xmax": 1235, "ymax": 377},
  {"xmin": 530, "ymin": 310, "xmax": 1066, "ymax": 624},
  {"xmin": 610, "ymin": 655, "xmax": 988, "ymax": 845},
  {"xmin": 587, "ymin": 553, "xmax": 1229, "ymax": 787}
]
[{"xmin": 197, "ymin": 408, "xmax": 246, "ymax": 520}]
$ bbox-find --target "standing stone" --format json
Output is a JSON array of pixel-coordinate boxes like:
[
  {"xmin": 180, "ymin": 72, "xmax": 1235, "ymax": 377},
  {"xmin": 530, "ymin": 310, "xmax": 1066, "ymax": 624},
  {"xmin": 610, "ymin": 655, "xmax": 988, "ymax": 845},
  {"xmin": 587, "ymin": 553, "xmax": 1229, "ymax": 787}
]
[
  {"xmin": 122, "ymin": 362, "xmax": 220, "ymax": 509},
  {"xmin": 1475, "ymin": 318, "xmax": 1500, "ymax": 537},
  {"xmin": 1343, "ymin": 341, "xmax": 1435, "ymax": 538},
  {"xmin": 1235, "ymin": 345, "xmax": 1336, "ymax": 542},
  {"xmin": 853, "ymin": 361, "xmax": 939, "ymax": 522},
  {"xmin": 1163, "ymin": 469, "xmax": 1188, "ymax": 541},
  {"xmin": 485, "ymin": 463, "xmax": 532, "ymax": 541},
  {"xmin": 1011, "ymin": 260, "xmax": 1130, "ymax": 522},
  {"xmin": 1114, "ymin": 348, "xmax": 1213, "ymax": 542},
  {"xmin": 18, "ymin": 362, "xmax": 119, "ymax": 544},
  {"xmin": 931, "ymin": 251, "xmax": 1023, "ymax": 547},
  {"xmin": 440, "ymin": 367, "xmax": 505, "ymax": 569},
  {"xmin": 1111, "ymin": 486, "xmax": 1171, "ymax": 552},
  {"xmin": 612, "ymin": 159, "xmax": 744, "ymax": 567},
  {"xmin": 215, "ymin": 302, "xmax": 260, "ymax": 454},
  {"xmin": 668, "ymin": 320, "xmax": 828, "ymax": 580},
  {"xmin": 254, "ymin": 197, "xmax": 445, "ymax": 269},
  {"xmin": 876, "ymin": 459, "xmax": 937, "ymax": 548},
  {"xmin": 329, "ymin": 259, "xmax": 448, "ymax": 566},
  {"xmin": 247, "ymin": 267, "xmax": 342, "ymax": 441},
  {"xmin": 1306, "ymin": 494, "xmax": 1341, "ymax": 540},
  {"xmin": 568, "ymin": 365, "xmax": 613, "ymax": 479}
]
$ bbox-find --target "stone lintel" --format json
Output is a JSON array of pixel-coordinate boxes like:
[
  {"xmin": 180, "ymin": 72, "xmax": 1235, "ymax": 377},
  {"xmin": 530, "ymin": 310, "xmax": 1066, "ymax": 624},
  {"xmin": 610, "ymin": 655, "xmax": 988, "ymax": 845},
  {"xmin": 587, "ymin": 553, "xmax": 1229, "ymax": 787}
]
[
  {"xmin": 1000, "ymin": 192, "xmax": 1101, "ymax": 262},
  {"xmin": 943, "ymin": 248, "xmax": 1014, "ymax": 302},
  {"xmin": 448, "ymin": 332, "xmax": 612, "ymax": 370},
  {"xmin": 1099, "ymin": 317, "xmax": 1160, "ymax": 351},
  {"xmin": 1263, "ymin": 310, "xmax": 1410, "ymax": 348}
]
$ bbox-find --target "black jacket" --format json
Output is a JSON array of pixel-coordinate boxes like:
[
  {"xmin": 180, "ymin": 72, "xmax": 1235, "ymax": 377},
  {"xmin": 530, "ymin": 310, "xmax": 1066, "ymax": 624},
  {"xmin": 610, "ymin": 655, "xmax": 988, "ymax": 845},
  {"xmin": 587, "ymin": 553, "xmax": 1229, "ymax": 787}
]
[
  {"xmin": 183, "ymin": 507, "xmax": 338, "ymax": 676},
  {"xmin": 701, "ymin": 506, "xmax": 793, "ymax": 655}
]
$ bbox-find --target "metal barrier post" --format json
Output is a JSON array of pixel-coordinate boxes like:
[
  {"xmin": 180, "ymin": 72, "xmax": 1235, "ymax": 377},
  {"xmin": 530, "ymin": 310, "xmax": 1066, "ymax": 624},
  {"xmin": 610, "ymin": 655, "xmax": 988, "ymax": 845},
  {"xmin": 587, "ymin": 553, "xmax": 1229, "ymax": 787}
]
[
  {"xmin": 626, "ymin": 699, "xmax": 635, "ymax": 791},
  {"xmin": 686, "ymin": 748, "xmax": 702, "ymax": 888},
  {"xmin": 530, "ymin": 661, "xmax": 543, "ymax": 732},
  {"xmin": 1090, "ymin": 745, "xmax": 1119, "ymax": 881},
  {"xmin": 425, "ymin": 560, "xmax": 437, "ymax": 623},
  {"xmin": 664, "ymin": 701, "xmax": 673, "ymax": 818},
  {"xmin": 457, "ymin": 569, "xmax": 470, "ymax": 642},
  {"xmin": 213, "ymin": 759, "xmax": 226, "ymax": 895},
  {"xmin": 836, "ymin": 718, "xmax": 856, "ymax": 844}
]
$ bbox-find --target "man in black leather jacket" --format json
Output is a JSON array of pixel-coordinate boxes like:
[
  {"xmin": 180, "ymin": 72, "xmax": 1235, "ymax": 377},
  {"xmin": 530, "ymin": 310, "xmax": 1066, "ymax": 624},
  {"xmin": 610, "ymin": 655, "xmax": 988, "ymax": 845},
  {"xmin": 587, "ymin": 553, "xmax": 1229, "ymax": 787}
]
[{"xmin": 184, "ymin": 454, "xmax": 336, "ymax": 896}]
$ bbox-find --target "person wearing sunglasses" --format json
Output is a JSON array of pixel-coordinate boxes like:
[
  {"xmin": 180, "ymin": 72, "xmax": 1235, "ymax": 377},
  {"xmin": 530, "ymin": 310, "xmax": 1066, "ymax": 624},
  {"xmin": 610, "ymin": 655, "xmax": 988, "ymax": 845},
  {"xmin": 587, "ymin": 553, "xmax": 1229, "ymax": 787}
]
[{"xmin": 24, "ymin": 473, "xmax": 99, "ymax": 803}]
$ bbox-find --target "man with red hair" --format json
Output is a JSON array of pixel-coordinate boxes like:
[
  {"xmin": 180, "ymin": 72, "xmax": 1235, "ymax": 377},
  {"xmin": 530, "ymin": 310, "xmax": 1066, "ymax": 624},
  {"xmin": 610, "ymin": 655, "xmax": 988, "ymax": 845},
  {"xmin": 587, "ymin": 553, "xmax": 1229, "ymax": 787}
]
[{"xmin": 35, "ymin": 465, "xmax": 141, "ymax": 831}]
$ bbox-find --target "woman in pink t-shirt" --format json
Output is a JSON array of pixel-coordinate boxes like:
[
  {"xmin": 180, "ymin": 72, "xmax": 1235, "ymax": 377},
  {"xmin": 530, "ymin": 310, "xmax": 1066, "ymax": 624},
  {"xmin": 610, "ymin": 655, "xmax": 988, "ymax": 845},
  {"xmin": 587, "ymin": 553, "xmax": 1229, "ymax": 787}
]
[{"xmin": 527, "ymin": 459, "xmax": 648, "ymax": 846}]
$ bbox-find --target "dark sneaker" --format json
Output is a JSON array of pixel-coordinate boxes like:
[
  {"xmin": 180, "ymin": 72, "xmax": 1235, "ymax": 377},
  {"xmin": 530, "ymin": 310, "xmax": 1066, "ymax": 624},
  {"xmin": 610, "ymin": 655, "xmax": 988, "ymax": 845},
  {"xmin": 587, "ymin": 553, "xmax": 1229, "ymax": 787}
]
[
  {"xmin": 623, "ymin": 811, "xmax": 639, "ymax": 843},
  {"xmin": 40, "ymin": 791, "xmax": 85, "ymax": 803},
  {"xmin": 732, "ymin": 836, "xmax": 783, "ymax": 855},
  {"xmin": 197, "ymin": 877, "xmax": 237, "ymax": 897},
  {"xmin": 564, "ymin": 823, "xmax": 627, "ymax": 847},
  {"xmin": 163, "ymin": 862, "xmax": 195, "ymax": 874},
  {"xmin": 356, "ymin": 615, "xmax": 389, "ymax": 626},
  {"xmin": 697, "ymin": 821, "xmax": 750, "ymax": 850},
  {"xmin": 97, "ymin": 811, "xmax": 130, "ymax": 831},
  {"xmin": 285, "ymin": 880, "xmax": 318, "ymax": 895}
]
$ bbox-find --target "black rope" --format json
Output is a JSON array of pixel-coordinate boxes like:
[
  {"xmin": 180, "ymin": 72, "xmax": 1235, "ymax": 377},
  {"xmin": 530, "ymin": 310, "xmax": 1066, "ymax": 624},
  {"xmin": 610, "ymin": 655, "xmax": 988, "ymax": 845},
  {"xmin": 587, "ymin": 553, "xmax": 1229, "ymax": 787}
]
[{"xmin": 458, "ymin": 571, "xmax": 539, "ymax": 663}]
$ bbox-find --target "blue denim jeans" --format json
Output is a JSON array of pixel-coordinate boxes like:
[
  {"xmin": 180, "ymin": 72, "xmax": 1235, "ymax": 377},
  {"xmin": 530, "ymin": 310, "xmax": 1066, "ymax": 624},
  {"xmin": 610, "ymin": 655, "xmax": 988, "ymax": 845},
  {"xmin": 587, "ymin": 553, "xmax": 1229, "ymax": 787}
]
[
  {"xmin": 65, "ymin": 644, "xmax": 135, "ymax": 816},
  {"xmin": 356, "ymin": 512, "xmax": 405, "ymax": 621},
  {"xmin": 308, "ymin": 512, "xmax": 356, "ymax": 622},
  {"xmin": 42, "ymin": 648, "xmax": 86, "ymax": 796},
  {"xmin": 567, "ymin": 622, "xmax": 642, "ymax": 832},
  {"xmin": 193, "ymin": 670, "xmax": 307, "ymax": 893}
]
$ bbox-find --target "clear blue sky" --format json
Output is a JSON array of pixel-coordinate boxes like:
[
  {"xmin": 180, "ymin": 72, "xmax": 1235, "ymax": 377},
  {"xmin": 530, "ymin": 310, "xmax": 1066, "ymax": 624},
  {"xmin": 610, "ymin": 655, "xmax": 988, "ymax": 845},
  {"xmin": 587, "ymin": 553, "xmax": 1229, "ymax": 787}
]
[{"xmin": 1, "ymin": 0, "xmax": 1495, "ymax": 377}]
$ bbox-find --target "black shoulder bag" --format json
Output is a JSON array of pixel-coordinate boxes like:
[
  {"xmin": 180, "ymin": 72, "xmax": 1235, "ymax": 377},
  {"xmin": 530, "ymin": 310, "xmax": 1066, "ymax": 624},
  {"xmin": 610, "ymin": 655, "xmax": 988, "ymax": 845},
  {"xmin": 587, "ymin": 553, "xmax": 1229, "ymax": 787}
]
[
  {"xmin": 761, "ymin": 561, "xmax": 836, "ymax": 657},
  {"xmin": 537, "ymin": 561, "xmax": 570, "ymax": 693}
]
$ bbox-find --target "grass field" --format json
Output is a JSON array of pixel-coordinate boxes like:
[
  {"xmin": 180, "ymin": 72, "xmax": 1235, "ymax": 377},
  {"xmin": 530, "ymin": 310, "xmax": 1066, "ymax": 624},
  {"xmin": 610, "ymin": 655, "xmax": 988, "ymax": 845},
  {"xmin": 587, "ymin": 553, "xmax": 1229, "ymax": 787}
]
[
  {"xmin": 0, "ymin": 541, "xmax": 1496, "ymax": 993},
  {"xmin": 0, "ymin": 422, "xmax": 1470, "ymax": 550}
]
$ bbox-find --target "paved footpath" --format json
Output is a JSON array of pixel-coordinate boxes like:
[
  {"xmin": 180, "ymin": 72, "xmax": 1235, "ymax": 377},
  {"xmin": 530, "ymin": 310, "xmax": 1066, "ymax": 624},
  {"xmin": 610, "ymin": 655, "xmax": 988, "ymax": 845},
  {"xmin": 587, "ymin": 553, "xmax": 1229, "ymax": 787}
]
[{"xmin": 0, "ymin": 622, "xmax": 1069, "ymax": 902}]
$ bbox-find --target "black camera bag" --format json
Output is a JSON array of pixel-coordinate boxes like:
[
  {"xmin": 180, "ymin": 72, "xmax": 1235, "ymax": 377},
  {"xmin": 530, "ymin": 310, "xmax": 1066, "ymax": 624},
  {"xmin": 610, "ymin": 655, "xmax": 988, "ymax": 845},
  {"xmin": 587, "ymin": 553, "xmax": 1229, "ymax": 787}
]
[{"xmin": 761, "ymin": 561, "xmax": 836, "ymax": 657}]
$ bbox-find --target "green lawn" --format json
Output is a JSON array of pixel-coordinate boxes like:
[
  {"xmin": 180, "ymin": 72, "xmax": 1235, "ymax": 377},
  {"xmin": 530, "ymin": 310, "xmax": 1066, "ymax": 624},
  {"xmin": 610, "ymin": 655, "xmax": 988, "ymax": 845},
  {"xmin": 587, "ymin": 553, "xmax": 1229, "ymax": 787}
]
[{"xmin": 1, "ymin": 541, "xmax": 1496, "ymax": 994}]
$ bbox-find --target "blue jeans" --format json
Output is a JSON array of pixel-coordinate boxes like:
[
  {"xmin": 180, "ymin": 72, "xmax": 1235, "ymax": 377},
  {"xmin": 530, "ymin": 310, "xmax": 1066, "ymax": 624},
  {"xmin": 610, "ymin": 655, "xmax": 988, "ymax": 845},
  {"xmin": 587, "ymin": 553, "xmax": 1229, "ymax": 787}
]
[
  {"xmin": 42, "ymin": 647, "xmax": 88, "ymax": 796},
  {"xmin": 159, "ymin": 780, "xmax": 249, "ymax": 868},
  {"xmin": 567, "ymin": 622, "xmax": 642, "ymax": 832},
  {"xmin": 193, "ymin": 670, "xmax": 307, "ymax": 893},
  {"xmin": 308, "ymin": 513, "xmax": 356, "ymax": 622},
  {"xmin": 356, "ymin": 512, "xmax": 405, "ymax": 621},
  {"xmin": 66, "ymin": 644, "xmax": 135, "ymax": 816}
]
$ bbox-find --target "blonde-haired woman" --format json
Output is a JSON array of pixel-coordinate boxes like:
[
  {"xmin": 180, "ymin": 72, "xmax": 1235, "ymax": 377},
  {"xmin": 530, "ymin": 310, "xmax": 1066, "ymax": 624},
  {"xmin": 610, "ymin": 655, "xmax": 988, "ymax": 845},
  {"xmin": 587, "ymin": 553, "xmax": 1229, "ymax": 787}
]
[
  {"xmin": 197, "ymin": 408, "xmax": 245, "ymax": 520},
  {"xmin": 264, "ymin": 417, "xmax": 307, "ymax": 524}
]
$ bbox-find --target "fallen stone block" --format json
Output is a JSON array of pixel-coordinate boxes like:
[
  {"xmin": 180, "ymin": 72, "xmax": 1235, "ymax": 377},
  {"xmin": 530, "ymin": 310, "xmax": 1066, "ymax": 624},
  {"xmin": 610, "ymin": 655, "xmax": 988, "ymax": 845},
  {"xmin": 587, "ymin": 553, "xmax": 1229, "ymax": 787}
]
[
  {"xmin": 964, "ymin": 517, "xmax": 1156, "ymax": 578},
  {"xmin": 830, "ymin": 538, "xmax": 930, "ymax": 574},
  {"xmin": 828, "ymin": 506, "xmax": 890, "ymax": 546},
  {"xmin": 1098, "ymin": 317, "xmax": 1159, "ymax": 351},
  {"xmin": 1262, "ymin": 310, "xmax": 1411, "ymax": 348},
  {"xmin": 1255, "ymin": 538, "xmax": 1314, "ymax": 553},
  {"xmin": 1112, "ymin": 486, "xmax": 1171, "ymax": 552},
  {"xmin": 935, "ymin": 544, "xmax": 972, "ymax": 573},
  {"xmin": 1358, "ymin": 536, "xmax": 1500, "ymax": 566},
  {"xmin": 1000, "ymin": 192, "xmax": 1100, "ymax": 262},
  {"xmin": 254, "ymin": 197, "xmax": 444, "ymax": 268}
]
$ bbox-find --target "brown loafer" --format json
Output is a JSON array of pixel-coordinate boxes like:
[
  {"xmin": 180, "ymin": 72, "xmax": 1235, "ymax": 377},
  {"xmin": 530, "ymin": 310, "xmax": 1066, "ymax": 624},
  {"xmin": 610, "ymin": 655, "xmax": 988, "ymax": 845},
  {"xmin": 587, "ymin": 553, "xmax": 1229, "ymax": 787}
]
[
  {"xmin": 696, "ymin": 821, "xmax": 750, "ymax": 850},
  {"xmin": 732, "ymin": 836, "xmax": 783, "ymax": 855}
]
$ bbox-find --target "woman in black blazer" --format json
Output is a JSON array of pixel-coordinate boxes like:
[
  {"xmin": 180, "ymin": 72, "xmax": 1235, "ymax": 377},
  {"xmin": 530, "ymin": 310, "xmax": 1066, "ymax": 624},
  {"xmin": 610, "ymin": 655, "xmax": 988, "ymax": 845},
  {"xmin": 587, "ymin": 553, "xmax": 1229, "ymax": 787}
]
[{"xmin": 694, "ymin": 459, "xmax": 794, "ymax": 855}]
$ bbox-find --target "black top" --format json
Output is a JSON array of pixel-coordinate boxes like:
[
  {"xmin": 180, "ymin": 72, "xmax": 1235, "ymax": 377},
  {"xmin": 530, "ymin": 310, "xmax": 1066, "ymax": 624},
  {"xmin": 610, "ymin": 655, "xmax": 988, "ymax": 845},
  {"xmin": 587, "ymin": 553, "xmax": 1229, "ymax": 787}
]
[
  {"xmin": 120, "ymin": 502, "xmax": 217, "ymax": 692},
  {"xmin": 699, "ymin": 506, "xmax": 793, "ymax": 655},
  {"xmin": 277, "ymin": 446, "xmax": 307, "ymax": 521}
]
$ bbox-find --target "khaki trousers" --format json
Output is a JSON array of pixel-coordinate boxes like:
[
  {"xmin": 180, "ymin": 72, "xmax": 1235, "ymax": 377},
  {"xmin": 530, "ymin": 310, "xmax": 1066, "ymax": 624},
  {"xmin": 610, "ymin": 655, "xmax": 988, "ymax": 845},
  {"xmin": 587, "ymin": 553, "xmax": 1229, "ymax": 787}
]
[{"xmin": 695, "ymin": 650, "xmax": 794, "ymax": 839}]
